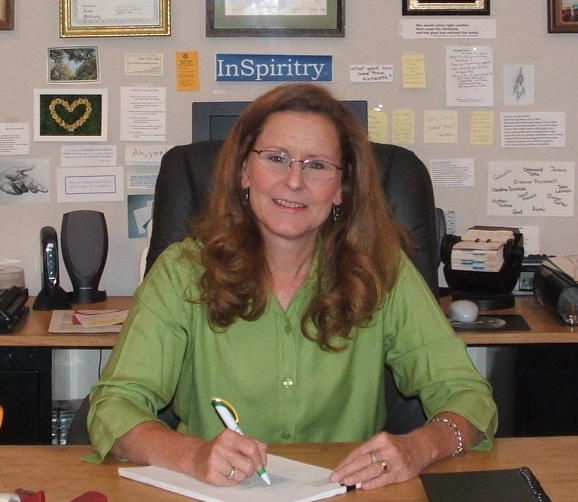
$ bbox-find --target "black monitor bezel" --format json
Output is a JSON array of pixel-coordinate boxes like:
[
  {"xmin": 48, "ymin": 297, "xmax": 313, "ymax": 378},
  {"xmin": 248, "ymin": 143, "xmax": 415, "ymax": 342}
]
[{"xmin": 192, "ymin": 100, "xmax": 368, "ymax": 142}]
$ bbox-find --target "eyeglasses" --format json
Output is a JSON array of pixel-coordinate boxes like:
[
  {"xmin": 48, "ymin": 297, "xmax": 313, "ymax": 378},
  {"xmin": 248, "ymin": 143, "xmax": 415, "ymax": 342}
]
[{"xmin": 252, "ymin": 149, "xmax": 343, "ymax": 181}]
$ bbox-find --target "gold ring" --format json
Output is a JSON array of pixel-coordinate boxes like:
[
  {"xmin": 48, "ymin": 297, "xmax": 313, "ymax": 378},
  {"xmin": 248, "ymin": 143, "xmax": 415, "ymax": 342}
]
[
  {"xmin": 380, "ymin": 461, "xmax": 388, "ymax": 472},
  {"xmin": 226, "ymin": 466, "xmax": 236, "ymax": 480}
]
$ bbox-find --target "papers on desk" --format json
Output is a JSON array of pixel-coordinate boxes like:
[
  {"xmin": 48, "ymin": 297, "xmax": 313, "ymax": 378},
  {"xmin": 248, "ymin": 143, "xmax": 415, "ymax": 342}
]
[
  {"xmin": 49, "ymin": 309, "xmax": 128, "ymax": 333},
  {"xmin": 542, "ymin": 255, "xmax": 578, "ymax": 283},
  {"xmin": 118, "ymin": 454, "xmax": 347, "ymax": 502},
  {"xmin": 450, "ymin": 228, "xmax": 515, "ymax": 273}
]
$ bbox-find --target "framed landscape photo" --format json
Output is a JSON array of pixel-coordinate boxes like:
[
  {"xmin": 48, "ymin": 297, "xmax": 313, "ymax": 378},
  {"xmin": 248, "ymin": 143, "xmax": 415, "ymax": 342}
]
[
  {"xmin": 206, "ymin": 0, "xmax": 344, "ymax": 37},
  {"xmin": 548, "ymin": 0, "xmax": 578, "ymax": 33},
  {"xmin": 48, "ymin": 47, "xmax": 99, "ymax": 83},
  {"xmin": 0, "ymin": 0, "xmax": 14, "ymax": 30},
  {"xmin": 59, "ymin": 0, "xmax": 171, "ymax": 38},
  {"xmin": 402, "ymin": 0, "xmax": 490, "ymax": 16}
]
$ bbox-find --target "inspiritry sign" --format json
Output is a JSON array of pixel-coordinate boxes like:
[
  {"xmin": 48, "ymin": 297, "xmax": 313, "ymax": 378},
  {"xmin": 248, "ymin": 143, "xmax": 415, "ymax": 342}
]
[{"xmin": 216, "ymin": 54, "xmax": 332, "ymax": 82}]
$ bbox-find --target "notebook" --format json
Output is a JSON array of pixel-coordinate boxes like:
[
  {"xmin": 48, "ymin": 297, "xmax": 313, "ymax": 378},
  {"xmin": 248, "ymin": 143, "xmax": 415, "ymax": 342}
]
[
  {"xmin": 119, "ymin": 454, "xmax": 347, "ymax": 502},
  {"xmin": 420, "ymin": 467, "xmax": 551, "ymax": 502}
]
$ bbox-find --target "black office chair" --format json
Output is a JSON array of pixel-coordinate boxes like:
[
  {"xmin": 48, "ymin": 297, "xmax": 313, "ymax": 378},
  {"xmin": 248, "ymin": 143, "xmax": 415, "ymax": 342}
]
[{"xmin": 68, "ymin": 140, "xmax": 441, "ymax": 444}]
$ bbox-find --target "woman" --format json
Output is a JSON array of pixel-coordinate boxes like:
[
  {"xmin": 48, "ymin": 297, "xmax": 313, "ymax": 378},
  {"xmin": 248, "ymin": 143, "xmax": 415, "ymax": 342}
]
[{"xmin": 88, "ymin": 83, "xmax": 497, "ymax": 490}]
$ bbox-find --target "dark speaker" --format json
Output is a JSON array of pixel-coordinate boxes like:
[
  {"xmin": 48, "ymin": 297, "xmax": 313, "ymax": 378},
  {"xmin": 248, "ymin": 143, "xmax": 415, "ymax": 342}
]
[
  {"xmin": 61, "ymin": 210, "xmax": 108, "ymax": 304},
  {"xmin": 32, "ymin": 226, "xmax": 71, "ymax": 310}
]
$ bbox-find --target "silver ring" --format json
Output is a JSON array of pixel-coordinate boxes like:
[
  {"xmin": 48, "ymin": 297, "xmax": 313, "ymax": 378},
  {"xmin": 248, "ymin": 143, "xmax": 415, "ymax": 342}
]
[
  {"xmin": 226, "ymin": 466, "xmax": 236, "ymax": 480},
  {"xmin": 369, "ymin": 451, "xmax": 380, "ymax": 464}
]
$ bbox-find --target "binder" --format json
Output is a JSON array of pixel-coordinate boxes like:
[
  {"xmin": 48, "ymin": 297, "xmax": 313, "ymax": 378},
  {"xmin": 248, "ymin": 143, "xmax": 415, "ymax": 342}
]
[{"xmin": 420, "ymin": 466, "xmax": 551, "ymax": 502}]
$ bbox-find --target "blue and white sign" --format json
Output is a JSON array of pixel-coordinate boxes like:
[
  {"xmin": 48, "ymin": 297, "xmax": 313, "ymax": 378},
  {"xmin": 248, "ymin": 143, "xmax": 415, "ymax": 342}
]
[{"xmin": 216, "ymin": 54, "xmax": 332, "ymax": 82}]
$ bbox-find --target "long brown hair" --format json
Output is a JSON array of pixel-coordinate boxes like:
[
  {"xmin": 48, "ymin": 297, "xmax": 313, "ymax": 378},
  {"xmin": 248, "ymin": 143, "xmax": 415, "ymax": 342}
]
[{"xmin": 188, "ymin": 83, "xmax": 407, "ymax": 351}]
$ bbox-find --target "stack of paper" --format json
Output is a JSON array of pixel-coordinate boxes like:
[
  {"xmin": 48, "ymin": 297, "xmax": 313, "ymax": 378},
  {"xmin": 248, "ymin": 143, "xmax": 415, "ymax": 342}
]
[
  {"xmin": 119, "ymin": 454, "xmax": 347, "ymax": 502},
  {"xmin": 450, "ymin": 228, "xmax": 515, "ymax": 273}
]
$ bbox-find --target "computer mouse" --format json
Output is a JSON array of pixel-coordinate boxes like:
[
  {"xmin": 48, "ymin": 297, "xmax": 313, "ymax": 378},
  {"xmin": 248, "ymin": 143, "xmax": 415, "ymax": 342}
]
[{"xmin": 447, "ymin": 299, "xmax": 479, "ymax": 323}]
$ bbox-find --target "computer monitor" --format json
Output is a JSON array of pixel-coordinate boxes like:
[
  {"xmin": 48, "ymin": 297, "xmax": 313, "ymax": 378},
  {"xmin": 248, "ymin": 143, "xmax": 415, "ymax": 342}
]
[{"xmin": 191, "ymin": 100, "xmax": 368, "ymax": 142}]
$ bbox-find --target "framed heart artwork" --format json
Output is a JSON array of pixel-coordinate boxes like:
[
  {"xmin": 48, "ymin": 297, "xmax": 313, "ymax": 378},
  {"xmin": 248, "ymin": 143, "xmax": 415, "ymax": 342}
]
[{"xmin": 34, "ymin": 89, "xmax": 108, "ymax": 141}]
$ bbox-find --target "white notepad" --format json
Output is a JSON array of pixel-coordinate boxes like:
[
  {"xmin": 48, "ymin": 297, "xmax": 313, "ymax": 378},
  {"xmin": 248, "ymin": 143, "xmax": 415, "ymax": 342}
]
[{"xmin": 118, "ymin": 454, "xmax": 347, "ymax": 502}]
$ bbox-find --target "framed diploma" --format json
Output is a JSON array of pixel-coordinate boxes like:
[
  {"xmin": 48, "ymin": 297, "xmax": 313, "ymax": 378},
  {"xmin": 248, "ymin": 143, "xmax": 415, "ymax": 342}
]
[
  {"xmin": 402, "ymin": 0, "xmax": 490, "ymax": 16},
  {"xmin": 0, "ymin": 0, "xmax": 14, "ymax": 30},
  {"xmin": 59, "ymin": 0, "xmax": 171, "ymax": 37},
  {"xmin": 206, "ymin": 0, "xmax": 345, "ymax": 37}
]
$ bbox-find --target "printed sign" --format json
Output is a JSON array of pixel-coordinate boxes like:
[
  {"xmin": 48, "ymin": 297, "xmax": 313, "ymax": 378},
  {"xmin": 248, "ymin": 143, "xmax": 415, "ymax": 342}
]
[{"xmin": 216, "ymin": 54, "xmax": 332, "ymax": 82}]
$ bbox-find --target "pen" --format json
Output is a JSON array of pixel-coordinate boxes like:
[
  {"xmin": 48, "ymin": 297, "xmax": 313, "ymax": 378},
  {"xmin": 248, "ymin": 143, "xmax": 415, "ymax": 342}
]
[{"xmin": 211, "ymin": 397, "xmax": 271, "ymax": 486}]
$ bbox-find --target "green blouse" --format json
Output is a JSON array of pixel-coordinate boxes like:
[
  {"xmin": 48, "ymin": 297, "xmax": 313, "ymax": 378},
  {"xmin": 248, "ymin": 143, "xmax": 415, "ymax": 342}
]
[{"xmin": 87, "ymin": 238, "xmax": 497, "ymax": 462}]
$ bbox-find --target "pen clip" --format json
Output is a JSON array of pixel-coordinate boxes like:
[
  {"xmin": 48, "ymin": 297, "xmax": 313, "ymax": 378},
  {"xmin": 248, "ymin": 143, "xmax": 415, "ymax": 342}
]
[{"xmin": 211, "ymin": 397, "xmax": 240, "ymax": 423}]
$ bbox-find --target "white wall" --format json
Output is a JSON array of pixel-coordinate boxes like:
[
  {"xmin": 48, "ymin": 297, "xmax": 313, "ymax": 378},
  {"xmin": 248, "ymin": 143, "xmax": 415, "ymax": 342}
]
[{"xmin": 1, "ymin": 2, "xmax": 577, "ymax": 397}]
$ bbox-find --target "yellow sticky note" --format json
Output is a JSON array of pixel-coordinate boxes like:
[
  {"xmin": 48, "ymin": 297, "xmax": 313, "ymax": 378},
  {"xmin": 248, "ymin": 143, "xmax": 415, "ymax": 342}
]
[
  {"xmin": 176, "ymin": 51, "xmax": 200, "ymax": 91},
  {"xmin": 392, "ymin": 109, "xmax": 415, "ymax": 144},
  {"xmin": 402, "ymin": 54, "xmax": 426, "ymax": 88},
  {"xmin": 368, "ymin": 109, "xmax": 388, "ymax": 144},
  {"xmin": 424, "ymin": 109, "xmax": 458, "ymax": 144},
  {"xmin": 470, "ymin": 110, "xmax": 494, "ymax": 145}
]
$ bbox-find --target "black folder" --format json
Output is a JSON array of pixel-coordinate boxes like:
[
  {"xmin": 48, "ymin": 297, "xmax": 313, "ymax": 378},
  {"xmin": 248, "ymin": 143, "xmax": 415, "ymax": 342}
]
[{"xmin": 420, "ymin": 467, "xmax": 551, "ymax": 502}]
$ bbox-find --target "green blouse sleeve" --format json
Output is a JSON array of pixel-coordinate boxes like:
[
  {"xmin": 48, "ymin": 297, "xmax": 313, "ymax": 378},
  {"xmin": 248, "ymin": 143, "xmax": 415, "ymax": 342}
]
[
  {"xmin": 382, "ymin": 255, "xmax": 498, "ymax": 450},
  {"xmin": 86, "ymin": 241, "xmax": 196, "ymax": 462}
]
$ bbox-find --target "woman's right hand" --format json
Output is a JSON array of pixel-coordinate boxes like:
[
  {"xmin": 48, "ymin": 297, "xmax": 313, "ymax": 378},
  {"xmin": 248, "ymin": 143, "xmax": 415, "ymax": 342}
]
[
  {"xmin": 112, "ymin": 421, "xmax": 268, "ymax": 486},
  {"xmin": 183, "ymin": 428, "xmax": 269, "ymax": 486}
]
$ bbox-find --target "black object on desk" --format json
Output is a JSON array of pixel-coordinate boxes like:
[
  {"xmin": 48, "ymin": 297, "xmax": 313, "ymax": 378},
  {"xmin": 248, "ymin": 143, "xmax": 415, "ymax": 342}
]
[
  {"xmin": 441, "ymin": 226, "xmax": 524, "ymax": 310},
  {"xmin": 420, "ymin": 467, "xmax": 551, "ymax": 502},
  {"xmin": 0, "ymin": 286, "xmax": 29, "ymax": 333}
]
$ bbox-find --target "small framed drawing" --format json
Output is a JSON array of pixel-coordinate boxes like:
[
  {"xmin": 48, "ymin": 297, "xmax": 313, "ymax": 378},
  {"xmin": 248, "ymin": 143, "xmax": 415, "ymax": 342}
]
[
  {"xmin": 0, "ymin": 0, "xmax": 14, "ymax": 30},
  {"xmin": 59, "ymin": 0, "xmax": 171, "ymax": 37},
  {"xmin": 34, "ymin": 89, "xmax": 108, "ymax": 142},
  {"xmin": 206, "ymin": 0, "xmax": 344, "ymax": 37},
  {"xmin": 548, "ymin": 0, "xmax": 578, "ymax": 33},
  {"xmin": 402, "ymin": 0, "xmax": 490, "ymax": 16}
]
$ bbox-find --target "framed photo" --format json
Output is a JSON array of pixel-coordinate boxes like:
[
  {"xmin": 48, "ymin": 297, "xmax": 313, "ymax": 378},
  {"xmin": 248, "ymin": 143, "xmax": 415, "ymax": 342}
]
[
  {"xmin": 48, "ymin": 47, "xmax": 99, "ymax": 83},
  {"xmin": 402, "ymin": 0, "xmax": 490, "ymax": 16},
  {"xmin": 34, "ymin": 89, "xmax": 108, "ymax": 142},
  {"xmin": 548, "ymin": 0, "xmax": 578, "ymax": 33},
  {"xmin": 206, "ymin": 0, "xmax": 344, "ymax": 37},
  {"xmin": 0, "ymin": 0, "xmax": 14, "ymax": 30},
  {"xmin": 59, "ymin": 0, "xmax": 171, "ymax": 38}
]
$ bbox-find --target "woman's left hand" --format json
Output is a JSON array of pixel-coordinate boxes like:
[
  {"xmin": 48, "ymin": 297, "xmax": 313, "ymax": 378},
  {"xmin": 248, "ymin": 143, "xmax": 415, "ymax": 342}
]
[{"xmin": 329, "ymin": 430, "xmax": 433, "ymax": 490}]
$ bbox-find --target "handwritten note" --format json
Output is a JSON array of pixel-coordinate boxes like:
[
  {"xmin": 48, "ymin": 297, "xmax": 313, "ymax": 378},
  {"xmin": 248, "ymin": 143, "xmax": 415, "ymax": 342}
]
[
  {"xmin": 424, "ymin": 110, "xmax": 458, "ymax": 144},
  {"xmin": 470, "ymin": 110, "xmax": 494, "ymax": 146},
  {"xmin": 487, "ymin": 161, "xmax": 575, "ymax": 217},
  {"xmin": 392, "ymin": 109, "xmax": 415, "ymax": 144},
  {"xmin": 350, "ymin": 64, "xmax": 393, "ymax": 83},
  {"xmin": 446, "ymin": 46, "xmax": 493, "ymax": 107},
  {"xmin": 368, "ymin": 109, "xmax": 388, "ymax": 144},
  {"xmin": 402, "ymin": 54, "xmax": 426, "ymax": 88}
]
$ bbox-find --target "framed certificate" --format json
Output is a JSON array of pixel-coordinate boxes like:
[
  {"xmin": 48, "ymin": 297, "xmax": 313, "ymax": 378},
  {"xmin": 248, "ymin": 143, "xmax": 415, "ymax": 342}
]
[
  {"xmin": 59, "ymin": 0, "xmax": 171, "ymax": 37},
  {"xmin": 0, "ymin": 0, "xmax": 14, "ymax": 30},
  {"xmin": 206, "ymin": 0, "xmax": 345, "ymax": 37},
  {"xmin": 402, "ymin": 0, "xmax": 490, "ymax": 16}
]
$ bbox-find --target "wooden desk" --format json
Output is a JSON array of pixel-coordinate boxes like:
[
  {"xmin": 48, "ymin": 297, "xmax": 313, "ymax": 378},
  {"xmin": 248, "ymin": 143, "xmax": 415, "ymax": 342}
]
[
  {"xmin": 0, "ymin": 297, "xmax": 132, "ymax": 348},
  {"xmin": 0, "ymin": 437, "xmax": 576, "ymax": 501},
  {"xmin": 2, "ymin": 295, "xmax": 576, "ymax": 348},
  {"xmin": 442, "ymin": 295, "xmax": 578, "ymax": 345}
]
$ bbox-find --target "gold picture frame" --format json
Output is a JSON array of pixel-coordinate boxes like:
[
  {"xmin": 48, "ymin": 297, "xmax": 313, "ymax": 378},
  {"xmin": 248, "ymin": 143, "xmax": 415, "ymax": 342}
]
[
  {"xmin": 59, "ymin": 0, "xmax": 171, "ymax": 38},
  {"xmin": 0, "ymin": 0, "xmax": 14, "ymax": 30},
  {"xmin": 402, "ymin": 0, "xmax": 490, "ymax": 16}
]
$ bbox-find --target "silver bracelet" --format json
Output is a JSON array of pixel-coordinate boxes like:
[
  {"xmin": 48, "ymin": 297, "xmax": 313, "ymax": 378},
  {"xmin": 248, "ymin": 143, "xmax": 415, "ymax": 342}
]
[{"xmin": 432, "ymin": 416, "xmax": 464, "ymax": 457}]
